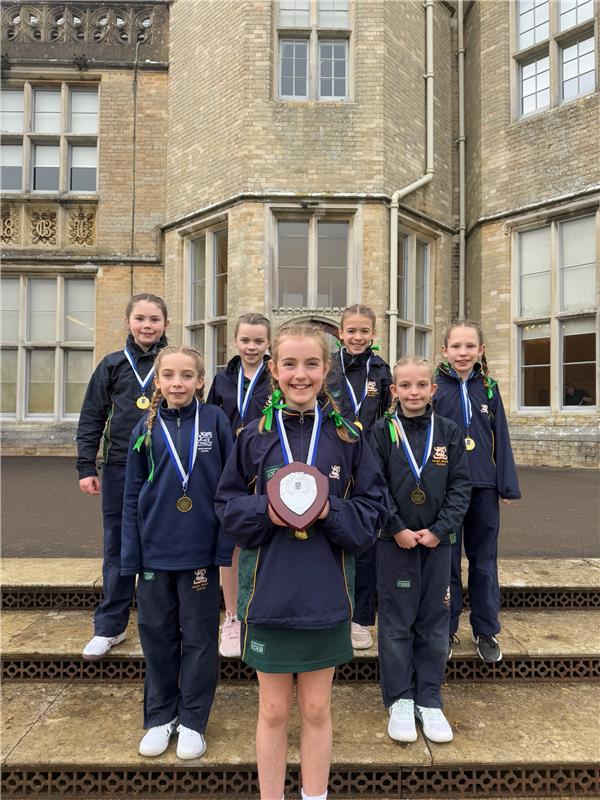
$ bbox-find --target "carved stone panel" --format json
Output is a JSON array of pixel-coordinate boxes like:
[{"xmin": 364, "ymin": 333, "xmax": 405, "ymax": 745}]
[
  {"xmin": 30, "ymin": 210, "xmax": 57, "ymax": 246},
  {"xmin": 1, "ymin": 205, "xmax": 20, "ymax": 246},
  {"xmin": 68, "ymin": 210, "xmax": 95, "ymax": 246}
]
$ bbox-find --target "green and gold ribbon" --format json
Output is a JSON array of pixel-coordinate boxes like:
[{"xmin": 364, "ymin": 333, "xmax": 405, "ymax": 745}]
[
  {"xmin": 328, "ymin": 408, "xmax": 360, "ymax": 438},
  {"xmin": 261, "ymin": 388, "xmax": 287, "ymax": 432}
]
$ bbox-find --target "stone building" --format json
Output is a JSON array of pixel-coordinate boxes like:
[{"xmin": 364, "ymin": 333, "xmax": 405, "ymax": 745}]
[{"xmin": 1, "ymin": 0, "xmax": 598, "ymax": 466}]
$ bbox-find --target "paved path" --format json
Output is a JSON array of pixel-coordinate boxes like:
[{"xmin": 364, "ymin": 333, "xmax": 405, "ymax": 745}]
[{"xmin": 1, "ymin": 456, "xmax": 598, "ymax": 558}]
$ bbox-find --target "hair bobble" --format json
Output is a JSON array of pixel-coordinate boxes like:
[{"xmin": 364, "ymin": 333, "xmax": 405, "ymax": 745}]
[{"xmin": 328, "ymin": 408, "xmax": 360, "ymax": 438}]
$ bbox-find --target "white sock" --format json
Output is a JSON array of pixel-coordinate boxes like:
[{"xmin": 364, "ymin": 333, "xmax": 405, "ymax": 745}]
[{"xmin": 301, "ymin": 790, "xmax": 327, "ymax": 800}]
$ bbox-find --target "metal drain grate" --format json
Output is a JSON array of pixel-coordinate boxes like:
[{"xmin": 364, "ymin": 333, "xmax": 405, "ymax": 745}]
[
  {"xmin": 1, "ymin": 764, "xmax": 598, "ymax": 797},
  {"xmin": 2, "ymin": 655, "xmax": 599, "ymax": 682}
]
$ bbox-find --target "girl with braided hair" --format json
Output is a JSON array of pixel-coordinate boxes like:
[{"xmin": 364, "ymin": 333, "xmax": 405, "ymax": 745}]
[
  {"xmin": 121, "ymin": 346, "xmax": 234, "ymax": 761},
  {"xmin": 215, "ymin": 321, "xmax": 389, "ymax": 800},
  {"xmin": 434, "ymin": 321, "xmax": 521, "ymax": 664}
]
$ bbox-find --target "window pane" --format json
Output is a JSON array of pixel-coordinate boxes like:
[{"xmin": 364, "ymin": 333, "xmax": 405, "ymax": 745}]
[
  {"xmin": 562, "ymin": 318, "xmax": 596, "ymax": 406},
  {"xmin": 415, "ymin": 241, "xmax": 429, "ymax": 325},
  {"xmin": 1, "ymin": 144, "xmax": 23, "ymax": 191},
  {"xmin": 280, "ymin": 39, "xmax": 308, "ymax": 98},
  {"xmin": 65, "ymin": 279, "xmax": 95, "ymax": 342},
  {"xmin": 318, "ymin": 0, "xmax": 349, "ymax": 27},
  {"xmin": 561, "ymin": 217, "xmax": 596, "ymax": 311},
  {"xmin": 1, "ymin": 278, "xmax": 20, "ymax": 341},
  {"xmin": 518, "ymin": 0, "xmax": 549, "ymax": 47},
  {"xmin": 27, "ymin": 349, "xmax": 55, "ymax": 414},
  {"xmin": 213, "ymin": 230, "xmax": 228, "ymax": 317},
  {"xmin": 318, "ymin": 268, "xmax": 347, "ymax": 307},
  {"xmin": 279, "ymin": 267, "xmax": 308, "ymax": 306},
  {"xmin": 519, "ymin": 227, "xmax": 550, "ymax": 316},
  {"xmin": 34, "ymin": 90, "xmax": 61, "ymax": 133},
  {"xmin": 215, "ymin": 324, "xmax": 228, "ymax": 372},
  {"xmin": 520, "ymin": 323, "xmax": 550, "ymax": 407},
  {"xmin": 1, "ymin": 349, "xmax": 18, "ymax": 414},
  {"xmin": 1, "ymin": 89, "xmax": 24, "ymax": 133},
  {"xmin": 70, "ymin": 145, "xmax": 97, "ymax": 192},
  {"xmin": 64, "ymin": 349, "xmax": 93, "ymax": 413},
  {"xmin": 278, "ymin": 221, "xmax": 308, "ymax": 306},
  {"xmin": 70, "ymin": 89, "xmax": 98, "ymax": 134},
  {"xmin": 33, "ymin": 145, "xmax": 60, "ymax": 191},
  {"xmin": 317, "ymin": 221, "xmax": 347, "ymax": 306},
  {"xmin": 28, "ymin": 278, "xmax": 56, "ymax": 340},
  {"xmin": 279, "ymin": 0, "xmax": 310, "ymax": 27},
  {"xmin": 191, "ymin": 327, "xmax": 205, "ymax": 354},
  {"xmin": 319, "ymin": 39, "xmax": 347, "ymax": 98},
  {"xmin": 397, "ymin": 326, "xmax": 407, "ymax": 359},
  {"xmin": 415, "ymin": 330, "xmax": 429, "ymax": 358},
  {"xmin": 191, "ymin": 237, "xmax": 206, "ymax": 322},
  {"xmin": 562, "ymin": 37, "xmax": 595, "ymax": 100},
  {"xmin": 398, "ymin": 234, "xmax": 408, "ymax": 320}
]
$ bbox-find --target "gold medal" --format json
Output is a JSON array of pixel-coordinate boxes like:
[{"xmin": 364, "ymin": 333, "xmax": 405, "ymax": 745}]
[
  {"xmin": 465, "ymin": 436, "xmax": 476, "ymax": 451},
  {"xmin": 136, "ymin": 395, "xmax": 150, "ymax": 410},
  {"xmin": 410, "ymin": 487, "xmax": 426, "ymax": 505},
  {"xmin": 354, "ymin": 420, "xmax": 363, "ymax": 431},
  {"xmin": 235, "ymin": 423, "xmax": 245, "ymax": 437},
  {"xmin": 294, "ymin": 529, "xmax": 308, "ymax": 540},
  {"xmin": 176, "ymin": 495, "xmax": 193, "ymax": 513}
]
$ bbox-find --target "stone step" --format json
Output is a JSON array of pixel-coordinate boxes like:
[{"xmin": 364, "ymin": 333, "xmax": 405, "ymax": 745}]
[
  {"xmin": 1, "ymin": 681, "xmax": 598, "ymax": 798},
  {"xmin": 2, "ymin": 557, "xmax": 599, "ymax": 610},
  {"xmin": 2, "ymin": 608, "xmax": 599, "ymax": 684}
]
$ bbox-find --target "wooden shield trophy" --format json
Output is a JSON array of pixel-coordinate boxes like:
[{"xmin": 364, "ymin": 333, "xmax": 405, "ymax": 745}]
[{"xmin": 266, "ymin": 462, "xmax": 329, "ymax": 539}]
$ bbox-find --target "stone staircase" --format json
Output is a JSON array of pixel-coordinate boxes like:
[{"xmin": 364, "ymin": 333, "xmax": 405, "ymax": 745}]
[{"xmin": 1, "ymin": 558, "xmax": 599, "ymax": 799}]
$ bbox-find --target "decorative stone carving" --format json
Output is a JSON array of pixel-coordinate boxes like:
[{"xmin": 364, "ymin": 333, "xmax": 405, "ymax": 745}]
[
  {"xmin": 68, "ymin": 210, "xmax": 95, "ymax": 246},
  {"xmin": 1, "ymin": 4, "xmax": 154, "ymax": 45},
  {"xmin": 1, "ymin": 206, "xmax": 20, "ymax": 245},
  {"xmin": 31, "ymin": 210, "xmax": 57, "ymax": 246}
]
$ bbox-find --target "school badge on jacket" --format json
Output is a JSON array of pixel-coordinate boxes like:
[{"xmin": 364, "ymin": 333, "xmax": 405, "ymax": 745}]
[{"xmin": 192, "ymin": 569, "xmax": 208, "ymax": 591}]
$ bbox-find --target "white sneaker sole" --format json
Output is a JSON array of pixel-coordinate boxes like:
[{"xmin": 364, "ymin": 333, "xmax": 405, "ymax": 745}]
[
  {"xmin": 471, "ymin": 634, "xmax": 502, "ymax": 663},
  {"xmin": 82, "ymin": 632, "xmax": 127, "ymax": 662},
  {"xmin": 415, "ymin": 713, "xmax": 454, "ymax": 743},
  {"xmin": 177, "ymin": 742, "xmax": 207, "ymax": 760},
  {"xmin": 388, "ymin": 725, "xmax": 417, "ymax": 743}
]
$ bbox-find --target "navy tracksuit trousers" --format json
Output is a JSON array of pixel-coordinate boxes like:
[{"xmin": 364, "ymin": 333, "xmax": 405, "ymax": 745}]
[
  {"xmin": 94, "ymin": 463, "xmax": 135, "ymax": 637},
  {"xmin": 377, "ymin": 539, "xmax": 451, "ymax": 709},
  {"xmin": 137, "ymin": 566, "xmax": 220, "ymax": 733},
  {"xmin": 353, "ymin": 543, "xmax": 377, "ymax": 627},
  {"xmin": 450, "ymin": 487, "xmax": 501, "ymax": 637}
]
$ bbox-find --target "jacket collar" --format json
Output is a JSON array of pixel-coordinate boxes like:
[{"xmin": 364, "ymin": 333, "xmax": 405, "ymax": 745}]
[
  {"xmin": 225, "ymin": 353, "xmax": 271, "ymax": 376},
  {"xmin": 340, "ymin": 345, "xmax": 374, "ymax": 369},
  {"xmin": 126, "ymin": 333, "xmax": 168, "ymax": 359},
  {"xmin": 394, "ymin": 403, "xmax": 433, "ymax": 430},
  {"xmin": 159, "ymin": 398, "xmax": 201, "ymax": 420},
  {"xmin": 437, "ymin": 362, "xmax": 482, "ymax": 382}
]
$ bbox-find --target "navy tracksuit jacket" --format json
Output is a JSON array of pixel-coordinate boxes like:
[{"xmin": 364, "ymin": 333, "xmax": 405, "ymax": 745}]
[
  {"xmin": 434, "ymin": 364, "xmax": 521, "ymax": 637},
  {"xmin": 215, "ymin": 402, "xmax": 389, "ymax": 643},
  {"xmin": 121, "ymin": 400, "xmax": 234, "ymax": 732},
  {"xmin": 327, "ymin": 347, "xmax": 393, "ymax": 626},
  {"xmin": 206, "ymin": 354, "xmax": 271, "ymax": 434},
  {"xmin": 75, "ymin": 333, "xmax": 168, "ymax": 637},
  {"xmin": 370, "ymin": 407, "xmax": 471, "ymax": 708}
]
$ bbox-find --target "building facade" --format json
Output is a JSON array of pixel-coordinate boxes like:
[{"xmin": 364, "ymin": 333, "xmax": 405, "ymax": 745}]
[{"xmin": 1, "ymin": 0, "xmax": 599, "ymax": 467}]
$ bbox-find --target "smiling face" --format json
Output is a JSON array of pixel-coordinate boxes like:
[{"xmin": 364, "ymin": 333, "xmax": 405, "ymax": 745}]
[
  {"xmin": 235, "ymin": 323, "xmax": 270, "ymax": 372},
  {"xmin": 391, "ymin": 362, "xmax": 436, "ymax": 417},
  {"xmin": 155, "ymin": 352, "xmax": 204, "ymax": 409},
  {"xmin": 270, "ymin": 335, "xmax": 329, "ymax": 412},
  {"xmin": 126, "ymin": 300, "xmax": 168, "ymax": 352},
  {"xmin": 338, "ymin": 313, "xmax": 375, "ymax": 356},
  {"xmin": 442, "ymin": 325, "xmax": 485, "ymax": 380}
]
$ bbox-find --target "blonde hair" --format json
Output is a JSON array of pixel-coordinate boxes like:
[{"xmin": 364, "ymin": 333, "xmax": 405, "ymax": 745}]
[
  {"xmin": 146, "ymin": 346, "xmax": 205, "ymax": 435},
  {"xmin": 260, "ymin": 321, "xmax": 356, "ymax": 443},
  {"xmin": 388, "ymin": 356, "xmax": 435, "ymax": 415}
]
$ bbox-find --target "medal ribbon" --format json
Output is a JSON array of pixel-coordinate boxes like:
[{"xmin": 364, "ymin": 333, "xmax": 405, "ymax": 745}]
[
  {"xmin": 124, "ymin": 348, "xmax": 155, "ymax": 395},
  {"xmin": 158, "ymin": 399, "xmax": 200, "ymax": 493},
  {"xmin": 339, "ymin": 348, "xmax": 372, "ymax": 419},
  {"xmin": 237, "ymin": 361, "xmax": 265, "ymax": 422},
  {"xmin": 459, "ymin": 378, "xmax": 473, "ymax": 434},
  {"xmin": 394, "ymin": 412, "xmax": 435, "ymax": 485},
  {"xmin": 276, "ymin": 403, "xmax": 321, "ymax": 466}
]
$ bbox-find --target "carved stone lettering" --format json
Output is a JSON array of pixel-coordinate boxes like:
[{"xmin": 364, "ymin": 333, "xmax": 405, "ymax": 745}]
[
  {"xmin": 1, "ymin": 207, "xmax": 20, "ymax": 245},
  {"xmin": 31, "ymin": 210, "xmax": 57, "ymax": 245},
  {"xmin": 68, "ymin": 210, "xmax": 95, "ymax": 246}
]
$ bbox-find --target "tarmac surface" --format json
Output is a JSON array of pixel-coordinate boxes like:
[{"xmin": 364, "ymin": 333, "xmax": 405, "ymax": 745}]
[{"xmin": 1, "ymin": 456, "xmax": 599, "ymax": 558}]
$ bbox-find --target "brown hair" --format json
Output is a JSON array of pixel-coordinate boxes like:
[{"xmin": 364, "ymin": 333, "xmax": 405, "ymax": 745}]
[
  {"xmin": 440, "ymin": 319, "xmax": 493, "ymax": 396},
  {"xmin": 340, "ymin": 304, "xmax": 377, "ymax": 330},
  {"xmin": 125, "ymin": 293, "xmax": 168, "ymax": 322},
  {"xmin": 145, "ymin": 346, "xmax": 205, "ymax": 435},
  {"xmin": 234, "ymin": 312, "xmax": 271, "ymax": 340},
  {"xmin": 260, "ymin": 321, "xmax": 355, "ymax": 443},
  {"xmin": 388, "ymin": 356, "xmax": 435, "ymax": 415}
]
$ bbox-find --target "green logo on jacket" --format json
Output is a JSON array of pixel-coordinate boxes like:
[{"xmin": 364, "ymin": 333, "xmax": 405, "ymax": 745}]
[{"xmin": 396, "ymin": 579, "xmax": 411, "ymax": 589}]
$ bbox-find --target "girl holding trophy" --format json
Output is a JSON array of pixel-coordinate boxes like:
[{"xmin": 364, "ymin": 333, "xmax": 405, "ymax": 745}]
[{"xmin": 216, "ymin": 321, "xmax": 388, "ymax": 800}]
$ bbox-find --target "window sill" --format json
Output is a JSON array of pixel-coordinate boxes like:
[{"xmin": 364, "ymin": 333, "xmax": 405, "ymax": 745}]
[{"xmin": 2, "ymin": 193, "xmax": 99, "ymax": 203}]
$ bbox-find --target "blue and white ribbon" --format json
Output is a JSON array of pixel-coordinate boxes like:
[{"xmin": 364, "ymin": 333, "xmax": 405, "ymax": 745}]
[
  {"xmin": 237, "ymin": 361, "xmax": 265, "ymax": 422},
  {"xmin": 394, "ymin": 412, "xmax": 435, "ymax": 484},
  {"xmin": 123, "ymin": 348, "xmax": 155, "ymax": 395},
  {"xmin": 459, "ymin": 379, "xmax": 472, "ymax": 433},
  {"xmin": 276, "ymin": 403, "xmax": 321, "ymax": 466},
  {"xmin": 158, "ymin": 399, "xmax": 200, "ymax": 493},
  {"xmin": 340, "ymin": 348, "xmax": 372, "ymax": 420}
]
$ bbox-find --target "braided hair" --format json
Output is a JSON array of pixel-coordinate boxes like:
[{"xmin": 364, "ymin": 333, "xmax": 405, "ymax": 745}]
[{"xmin": 440, "ymin": 319, "xmax": 496, "ymax": 398}]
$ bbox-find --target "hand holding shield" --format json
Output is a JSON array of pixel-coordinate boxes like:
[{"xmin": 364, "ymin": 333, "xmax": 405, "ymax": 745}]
[{"xmin": 266, "ymin": 461, "xmax": 329, "ymax": 531}]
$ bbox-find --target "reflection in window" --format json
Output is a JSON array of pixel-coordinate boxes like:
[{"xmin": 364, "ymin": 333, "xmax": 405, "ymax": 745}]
[
  {"xmin": 560, "ymin": 216, "xmax": 596, "ymax": 311},
  {"xmin": 1, "ymin": 144, "xmax": 23, "ymax": 191},
  {"xmin": 317, "ymin": 221, "xmax": 348, "ymax": 307},
  {"xmin": 559, "ymin": 0, "xmax": 594, "ymax": 31},
  {"xmin": 278, "ymin": 220, "xmax": 309, "ymax": 307},
  {"xmin": 562, "ymin": 318, "xmax": 596, "ymax": 406},
  {"xmin": 518, "ymin": 0, "xmax": 549, "ymax": 49},
  {"xmin": 319, "ymin": 40, "xmax": 347, "ymax": 98},
  {"xmin": 34, "ymin": 90, "xmax": 61, "ymax": 134},
  {"xmin": 519, "ymin": 227, "xmax": 550, "ymax": 317},
  {"xmin": 1, "ymin": 90, "xmax": 24, "ymax": 133},
  {"xmin": 280, "ymin": 39, "xmax": 309, "ymax": 99},
  {"xmin": 520, "ymin": 56, "xmax": 550, "ymax": 116},
  {"xmin": 561, "ymin": 37, "xmax": 595, "ymax": 101},
  {"xmin": 279, "ymin": 0, "xmax": 310, "ymax": 27},
  {"xmin": 520, "ymin": 323, "xmax": 551, "ymax": 407},
  {"xmin": 33, "ymin": 145, "xmax": 60, "ymax": 191}
]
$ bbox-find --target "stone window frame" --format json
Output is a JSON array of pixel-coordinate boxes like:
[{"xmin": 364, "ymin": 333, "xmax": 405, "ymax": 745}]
[
  {"xmin": 0, "ymin": 79, "xmax": 99, "ymax": 196},
  {"xmin": 510, "ymin": 0, "xmax": 597, "ymax": 120},
  {"xmin": 184, "ymin": 221, "xmax": 229, "ymax": 383},
  {"xmin": 396, "ymin": 226, "xmax": 435, "ymax": 361},
  {"xmin": 509, "ymin": 206, "xmax": 599, "ymax": 414},
  {"xmin": 0, "ymin": 272, "xmax": 96, "ymax": 421},
  {"xmin": 274, "ymin": 0, "xmax": 353, "ymax": 103},
  {"xmin": 268, "ymin": 202, "xmax": 360, "ymax": 314}
]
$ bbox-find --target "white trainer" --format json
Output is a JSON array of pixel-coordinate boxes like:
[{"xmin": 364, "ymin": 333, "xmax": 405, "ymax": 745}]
[
  {"xmin": 388, "ymin": 698, "xmax": 417, "ymax": 742},
  {"xmin": 139, "ymin": 719, "xmax": 177, "ymax": 756},
  {"xmin": 415, "ymin": 705, "xmax": 454, "ymax": 743},
  {"xmin": 176, "ymin": 725, "xmax": 207, "ymax": 760},
  {"xmin": 82, "ymin": 632, "xmax": 126, "ymax": 661},
  {"xmin": 351, "ymin": 622, "xmax": 373, "ymax": 650},
  {"xmin": 219, "ymin": 611, "xmax": 241, "ymax": 658}
]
